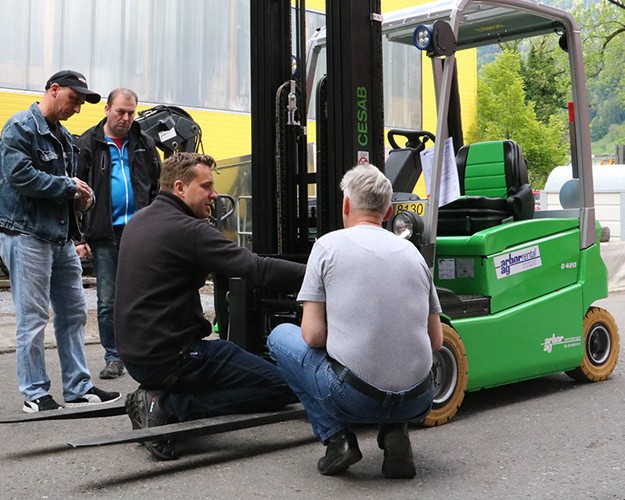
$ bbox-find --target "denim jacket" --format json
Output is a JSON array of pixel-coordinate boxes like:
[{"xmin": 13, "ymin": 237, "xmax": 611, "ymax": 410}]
[{"xmin": 0, "ymin": 102, "xmax": 81, "ymax": 244}]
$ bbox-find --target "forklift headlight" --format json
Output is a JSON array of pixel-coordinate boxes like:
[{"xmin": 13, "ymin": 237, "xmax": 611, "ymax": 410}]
[
  {"xmin": 413, "ymin": 25, "xmax": 433, "ymax": 51},
  {"xmin": 392, "ymin": 210, "xmax": 424, "ymax": 243},
  {"xmin": 393, "ymin": 210, "xmax": 415, "ymax": 239},
  {"xmin": 413, "ymin": 20, "xmax": 456, "ymax": 57}
]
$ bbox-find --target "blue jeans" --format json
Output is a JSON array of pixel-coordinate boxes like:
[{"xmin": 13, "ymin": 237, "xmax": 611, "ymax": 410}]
[
  {"xmin": 124, "ymin": 339, "xmax": 295, "ymax": 421},
  {"xmin": 91, "ymin": 242, "xmax": 120, "ymax": 363},
  {"xmin": 0, "ymin": 233, "xmax": 92, "ymax": 401},
  {"xmin": 267, "ymin": 323, "xmax": 436, "ymax": 443}
]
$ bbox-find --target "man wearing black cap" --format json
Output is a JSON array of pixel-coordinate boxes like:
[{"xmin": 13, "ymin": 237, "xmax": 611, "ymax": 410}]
[
  {"xmin": 0, "ymin": 70, "xmax": 121, "ymax": 413},
  {"xmin": 44, "ymin": 70, "xmax": 102, "ymax": 105}
]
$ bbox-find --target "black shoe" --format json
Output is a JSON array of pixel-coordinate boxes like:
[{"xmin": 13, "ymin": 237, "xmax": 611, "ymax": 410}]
[
  {"xmin": 65, "ymin": 386, "xmax": 122, "ymax": 407},
  {"xmin": 125, "ymin": 388, "xmax": 178, "ymax": 460},
  {"xmin": 377, "ymin": 424, "xmax": 416, "ymax": 479},
  {"xmin": 145, "ymin": 439, "xmax": 178, "ymax": 461},
  {"xmin": 23, "ymin": 395, "xmax": 63, "ymax": 413},
  {"xmin": 125, "ymin": 389, "xmax": 173, "ymax": 428},
  {"xmin": 99, "ymin": 360, "xmax": 125, "ymax": 379},
  {"xmin": 317, "ymin": 430, "xmax": 362, "ymax": 476}
]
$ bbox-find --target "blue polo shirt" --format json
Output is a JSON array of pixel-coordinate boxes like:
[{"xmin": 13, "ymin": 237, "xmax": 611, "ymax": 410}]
[{"xmin": 107, "ymin": 136, "xmax": 137, "ymax": 227}]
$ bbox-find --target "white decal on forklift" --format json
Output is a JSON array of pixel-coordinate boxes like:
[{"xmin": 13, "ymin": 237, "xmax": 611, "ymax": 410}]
[
  {"xmin": 357, "ymin": 150, "xmax": 369, "ymax": 164},
  {"xmin": 542, "ymin": 334, "xmax": 582, "ymax": 353},
  {"xmin": 457, "ymin": 258, "xmax": 474, "ymax": 278},
  {"xmin": 494, "ymin": 245, "xmax": 541, "ymax": 279},
  {"xmin": 438, "ymin": 258, "xmax": 455, "ymax": 280}
]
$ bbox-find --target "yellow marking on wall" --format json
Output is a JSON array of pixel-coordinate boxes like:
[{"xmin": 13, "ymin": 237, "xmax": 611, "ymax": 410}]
[
  {"xmin": 382, "ymin": 0, "xmax": 429, "ymax": 12},
  {"xmin": 303, "ymin": 0, "xmax": 324, "ymax": 12},
  {"xmin": 0, "ymin": 90, "xmax": 254, "ymax": 162},
  {"xmin": 305, "ymin": 0, "xmax": 431, "ymax": 13}
]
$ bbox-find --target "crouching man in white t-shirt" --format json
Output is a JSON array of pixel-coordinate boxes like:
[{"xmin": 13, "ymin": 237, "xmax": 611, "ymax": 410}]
[{"xmin": 268, "ymin": 163, "xmax": 443, "ymax": 478}]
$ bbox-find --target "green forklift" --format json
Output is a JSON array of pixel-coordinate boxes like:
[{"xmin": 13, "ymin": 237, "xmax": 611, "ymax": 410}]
[
  {"xmin": 217, "ymin": 0, "xmax": 619, "ymax": 428},
  {"xmin": 381, "ymin": 0, "xmax": 620, "ymax": 425}
]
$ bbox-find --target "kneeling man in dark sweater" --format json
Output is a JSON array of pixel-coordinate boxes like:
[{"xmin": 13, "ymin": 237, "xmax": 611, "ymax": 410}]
[{"xmin": 116, "ymin": 152, "xmax": 305, "ymax": 460}]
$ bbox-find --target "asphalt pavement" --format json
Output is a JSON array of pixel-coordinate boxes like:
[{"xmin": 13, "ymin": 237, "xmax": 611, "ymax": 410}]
[{"xmin": 0, "ymin": 289, "xmax": 624, "ymax": 499}]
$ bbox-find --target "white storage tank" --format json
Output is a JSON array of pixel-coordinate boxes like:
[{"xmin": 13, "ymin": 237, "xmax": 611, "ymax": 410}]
[
  {"xmin": 541, "ymin": 164, "xmax": 625, "ymax": 241},
  {"xmin": 542, "ymin": 164, "xmax": 625, "ymax": 292}
]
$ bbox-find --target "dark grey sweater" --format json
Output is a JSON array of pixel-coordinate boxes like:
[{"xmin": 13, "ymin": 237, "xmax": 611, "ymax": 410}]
[{"xmin": 115, "ymin": 191, "xmax": 305, "ymax": 365}]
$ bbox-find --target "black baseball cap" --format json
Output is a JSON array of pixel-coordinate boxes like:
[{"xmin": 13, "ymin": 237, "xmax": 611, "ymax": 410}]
[{"xmin": 45, "ymin": 70, "xmax": 101, "ymax": 104}]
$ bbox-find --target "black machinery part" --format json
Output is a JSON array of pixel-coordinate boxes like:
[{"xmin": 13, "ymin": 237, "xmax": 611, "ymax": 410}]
[{"xmin": 136, "ymin": 105, "xmax": 203, "ymax": 157}]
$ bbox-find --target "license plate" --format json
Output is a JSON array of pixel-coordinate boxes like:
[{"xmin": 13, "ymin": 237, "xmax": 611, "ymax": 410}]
[{"xmin": 393, "ymin": 201, "xmax": 427, "ymax": 216}]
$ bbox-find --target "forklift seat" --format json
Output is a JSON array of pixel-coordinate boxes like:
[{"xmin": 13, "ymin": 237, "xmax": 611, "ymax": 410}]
[{"xmin": 437, "ymin": 140, "xmax": 534, "ymax": 235}]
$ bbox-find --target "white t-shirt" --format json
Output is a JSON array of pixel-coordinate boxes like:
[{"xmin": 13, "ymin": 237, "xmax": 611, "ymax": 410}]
[{"xmin": 298, "ymin": 225, "xmax": 442, "ymax": 392}]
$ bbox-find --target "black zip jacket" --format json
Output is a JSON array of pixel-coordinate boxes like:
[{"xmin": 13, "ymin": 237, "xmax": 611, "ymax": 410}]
[
  {"xmin": 76, "ymin": 119, "xmax": 161, "ymax": 244},
  {"xmin": 114, "ymin": 192, "xmax": 306, "ymax": 365}
]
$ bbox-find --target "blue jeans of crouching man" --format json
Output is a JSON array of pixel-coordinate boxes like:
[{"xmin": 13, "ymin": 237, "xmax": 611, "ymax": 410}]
[
  {"xmin": 267, "ymin": 322, "xmax": 436, "ymax": 443},
  {"xmin": 124, "ymin": 338, "xmax": 295, "ymax": 421}
]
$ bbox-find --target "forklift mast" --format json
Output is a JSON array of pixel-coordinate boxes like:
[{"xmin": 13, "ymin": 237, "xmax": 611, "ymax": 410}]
[
  {"xmin": 317, "ymin": 0, "xmax": 385, "ymax": 235},
  {"xmin": 225, "ymin": 0, "xmax": 385, "ymax": 352},
  {"xmin": 250, "ymin": 0, "xmax": 297, "ymax": 255},
  {"xmin": 250, "ymin": 0, "xmax": 385, "ymax": 249}
]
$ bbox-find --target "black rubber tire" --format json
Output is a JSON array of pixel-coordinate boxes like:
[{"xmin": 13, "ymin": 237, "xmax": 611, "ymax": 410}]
[
  {"xmin": 566, "ymin": 307, "xmax": 619, "ymax": 382},
  {"xmin": 423, "ymin": 324, "xmax": 468, "ymax": 427}
]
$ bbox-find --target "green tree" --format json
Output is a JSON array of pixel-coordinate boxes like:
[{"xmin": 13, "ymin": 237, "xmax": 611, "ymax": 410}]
[
  {"xmin": 574, "ymin": 0, "xmax": 625, "ymax": 149},
  {"xmin": 466, "ymin": 50, "xmax": 567, "ymax": 188},
  {"xmin": 519, "ymin": 38, "xmax": 569, "ymax": 123}
]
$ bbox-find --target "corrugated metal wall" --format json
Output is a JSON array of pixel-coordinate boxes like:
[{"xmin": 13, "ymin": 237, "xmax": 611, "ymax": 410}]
[{"xmin": 0, "ymin": 0, "xmax": 254, "ymax": 112}]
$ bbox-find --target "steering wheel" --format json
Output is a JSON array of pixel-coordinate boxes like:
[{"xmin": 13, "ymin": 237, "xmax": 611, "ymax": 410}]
[{"xmin": 387, "ymin": 129, "xmax": 436, "ymax": 152}]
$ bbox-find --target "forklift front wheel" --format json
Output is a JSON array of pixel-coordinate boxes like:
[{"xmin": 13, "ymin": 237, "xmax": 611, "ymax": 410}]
[
  {"xmin": 566, "ymin": 307, "xmax": 619, "ymax": 382},
  {"xmin": 422, "ymin": 324, "xmax": 468, "ymax": 426}
]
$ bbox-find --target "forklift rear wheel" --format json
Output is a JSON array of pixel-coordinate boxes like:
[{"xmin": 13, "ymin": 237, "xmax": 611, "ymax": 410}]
[
  {"xmin": 422, "ymin": 324, "xmax": 468, "ymax": 426},
  {"xmin": 566, "ymin": 307, "xmax": 619, "ymax": 382}
]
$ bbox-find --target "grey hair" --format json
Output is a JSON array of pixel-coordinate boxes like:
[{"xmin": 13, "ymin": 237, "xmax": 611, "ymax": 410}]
[{"xmin": 339, "ymin": 163, "xmax": 392, "ymax": 216}]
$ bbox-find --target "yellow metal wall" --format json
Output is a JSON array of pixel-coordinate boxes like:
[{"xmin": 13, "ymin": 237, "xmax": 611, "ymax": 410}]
[
  {"xmin": 422, "ymin": 50, "xmax": 478, "ymax": 135},
  {"xmin": 0, "ymin": 90, "xmax": 253, "ymax": 161},
  {"xmin": 306, "ymin": 0, "xmax": 422, "ymax": 12}
]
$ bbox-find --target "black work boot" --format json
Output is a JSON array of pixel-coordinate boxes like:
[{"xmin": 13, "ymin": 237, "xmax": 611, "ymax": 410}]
[
  {"xmin": 377, "ymin": 424, "xmax": 416, "ymax": 479},
  {"xmin": 317, "ymin": 429, "xmax": 363, "ymax": 476},
  {"xmin": 125, "ymin": 388, "xmax": 179, "ymax": 461}
]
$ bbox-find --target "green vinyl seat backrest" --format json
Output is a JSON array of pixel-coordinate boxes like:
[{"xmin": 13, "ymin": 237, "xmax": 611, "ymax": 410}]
[
  {"xmin": 462, "ymin": 141, "xmax": 510, "ymax": 198},
  {"xmin": 438, "ymin": 140, "xmax": 534, "ymax": 235}
]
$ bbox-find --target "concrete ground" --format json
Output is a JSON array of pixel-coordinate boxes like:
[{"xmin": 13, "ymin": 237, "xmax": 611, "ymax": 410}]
[{"xmin": 0, "ymin": 294, "xmax": 623, "ymax": 499}]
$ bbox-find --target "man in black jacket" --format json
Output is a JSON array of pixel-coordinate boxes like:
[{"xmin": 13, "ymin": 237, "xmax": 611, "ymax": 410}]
[
  {"xmin": 76, "ymin": 88, "xmax": 161, "ymax": 380},
  {"xmin": 116, "ymin": 152, "xmax": 305, "ymax": 460}
]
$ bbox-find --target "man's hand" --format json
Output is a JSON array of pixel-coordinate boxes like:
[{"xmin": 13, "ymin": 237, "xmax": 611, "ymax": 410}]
[
  {"xmin": 75, "ymin": 242, "xmax": 92, "ymax": 259},
  {"xmin": 72, "ymin": 177, "xmax": 94, "ymax": 211}
]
